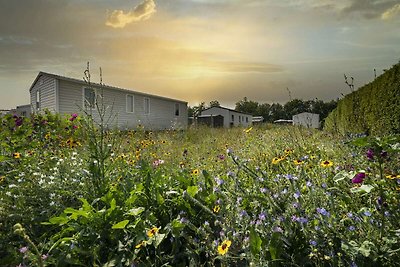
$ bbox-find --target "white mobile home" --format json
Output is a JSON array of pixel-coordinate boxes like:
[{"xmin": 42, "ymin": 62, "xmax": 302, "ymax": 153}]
[
  {"xmin": 15, "ymin": 104, "xmax": 32, "ymax": 117},
  {"xmin": 200, "ymin": 106, "xmax": 252, "ymax": 128},
  {"xmin": 292, "ymin": 112, "xmax": 320, "ymax": 129},
  {"xmin": 29, "ymin": 72, "xmax": 188, "ymax": 130}
]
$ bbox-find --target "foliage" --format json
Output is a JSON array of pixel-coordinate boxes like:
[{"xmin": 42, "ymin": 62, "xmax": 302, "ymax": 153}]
[
  {"xmin": 324, "ymin": 63, "xmax": 400, "ymax": 136},
  {"xmin": 1, "ymin": 111, "xmax": 400, "ymax": 266}
]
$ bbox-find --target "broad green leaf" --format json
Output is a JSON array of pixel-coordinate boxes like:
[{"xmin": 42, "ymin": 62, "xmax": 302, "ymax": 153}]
[
  {"xmin": 333, "ymin": 171, "xmax": 351, "ymax": 183},
  {"xmin": 154, "ymin": 233, "xmax": 166, "ymax": 248},
  {"xmin": 350, "ymin": 184, "xmax": 374, "ymax": 194},
  {"xmin": 250, "ymin": 227, "xmax": 262, "ymax": 256},
  {"xmin": 126, "ymin": 207, "xmax": 145, "ymax": 216},
  {"xmin": 187, "ymin": 185, "xmax": 199, "ymax": 197},
  {"xmin": 48, "ymin": 216, "xmax": 69, "ymax": 225},
  {"xmin": 269, "ymin": 232, "xmax": 282, "ymax": 260},
  {"xmin": 112, "ymin": 220, "xmax": 129, "ymax": 229}
]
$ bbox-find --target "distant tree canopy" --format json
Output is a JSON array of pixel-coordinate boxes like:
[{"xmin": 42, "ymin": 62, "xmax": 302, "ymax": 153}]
[
  {"xmin": 188, "ymin": 97, "xmax": 337, "ymax": 125},
  {"xmin": 233, "ymin": 97, "xmax": 337, "ymax": 124}
]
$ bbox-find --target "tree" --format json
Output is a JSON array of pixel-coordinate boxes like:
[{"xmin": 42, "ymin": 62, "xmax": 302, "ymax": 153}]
[
  {"xmin": 209, "ymin": 100, "xmax": 220, "ymax": 108},
  {"xmin": 188, "ymin": 102, "xmax": 206, "ymax": 118},
  {"xmin": 256, "ymin": 103, "xmax": 271, "ymax": 122},
  {"xmin": 269, "ymin": 103, "xmax": 285, "ymax": 122},
  {"xmin": 235, "ymin": 97, "xmax": 259, "ymax": 115},
  {"xmin": 283, "ymin": 99, "xmax": 310, "ymax": 119}
]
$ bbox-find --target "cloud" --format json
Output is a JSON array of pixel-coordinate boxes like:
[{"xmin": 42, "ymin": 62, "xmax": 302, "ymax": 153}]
[
  {"xmin": 106, "ymin": 0, "xmax": 156, "ymax": 28},
  {"xmin": 340, "ymin": 0, "xmax": 399, "ymax": 19},
  {"xmin": 381, "ymin": 3, "xmax": 400, "ymax": 20}
]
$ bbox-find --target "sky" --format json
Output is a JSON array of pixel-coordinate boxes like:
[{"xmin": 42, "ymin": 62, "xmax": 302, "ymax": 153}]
[{"xmin": 0, "ymin": 0, "xmax": 399, "ymax": 109}]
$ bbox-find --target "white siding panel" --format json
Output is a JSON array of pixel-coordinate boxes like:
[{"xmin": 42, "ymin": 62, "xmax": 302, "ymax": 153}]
[
  {"xmin": 58, "ymin": 80, "xmax": 188, "ymax": 130},
  {"xmin": 30, "ymin": 75, "xmax": 56, "ymax": 113}
]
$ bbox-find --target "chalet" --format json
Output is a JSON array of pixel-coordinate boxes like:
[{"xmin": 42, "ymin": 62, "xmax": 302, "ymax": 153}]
[
  {"xmin": 292, "ymin": 112, "xmax": 320, "ymax": 129},
  {"xmin": 29, "ymin": 72, "xmax": 188, "ymax": 130},
  {"xmin": 200, "ymin": 106, "xmax": 252, "ymax": 128}
]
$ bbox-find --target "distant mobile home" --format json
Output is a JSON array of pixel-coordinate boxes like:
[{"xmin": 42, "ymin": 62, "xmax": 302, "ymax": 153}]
[
  {"xmin": 292, "ymin": 112, "xmax": 320, "ymax": 129},
  {"xmin": 29, "ymin": 72, "xmax": 188, "ymax": 130},
  {"xmin": 200, "ymin": 106, "xmax": 252, "ymax": 128},
  {"xmin": 15, "ymin": 104, "xmax": 31, "ymax": 117}
]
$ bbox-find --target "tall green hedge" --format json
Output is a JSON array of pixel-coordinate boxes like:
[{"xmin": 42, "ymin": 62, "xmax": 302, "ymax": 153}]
[{"xmin": 324, "ymin": 63, "xmax": 400, "ymax": 136}]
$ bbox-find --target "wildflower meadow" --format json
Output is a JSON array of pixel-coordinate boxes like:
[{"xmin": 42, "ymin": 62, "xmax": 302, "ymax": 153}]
[{"xmin": 0, "ymin": 111, "xmax": 399, "ymax": 266}]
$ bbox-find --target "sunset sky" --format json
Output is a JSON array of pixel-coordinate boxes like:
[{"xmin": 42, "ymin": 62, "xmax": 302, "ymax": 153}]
[{"xmin": 0, "ymin": 0, "xmax": 399, "ymax": 109}]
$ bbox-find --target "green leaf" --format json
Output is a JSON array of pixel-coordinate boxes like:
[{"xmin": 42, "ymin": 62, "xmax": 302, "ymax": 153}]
[
  {"xmin": 350, "ymin": 184, "xmax": 374, "ymax": 194},
  {"xmin": 112, "ymin": 220, "xmax": 129, "ymax": 229},
  {"xmin": 333, "ymin": 171, "xmax": 352, "ymax": 183},
  {"xmin": 187, "ymin": 185, "xmax": 199, "ymax": 197},
  {"xmin": 126, "ymin": 207, "xmax": 145, "ymax": 216},
  {"xmin": 269, "ymin": 232, "xmax": 282, "ymax": 260},
  {"xmin": 48, "ymin": 215, "xmax": 69, "ymax": 225},
  {"xmin": 250, "ymin": 227, "xmax": 262, "ymax": 256},
  {"xmin": 350, "ymin": 137, "xmax": 370, "ymax": 147},
  {"xmin": 0, "ymin": 155, "xmax": 6, "ymax": 162},
  {"xmin": 154, "ymin": 233, "xmax": 166, "ymax": 248}
]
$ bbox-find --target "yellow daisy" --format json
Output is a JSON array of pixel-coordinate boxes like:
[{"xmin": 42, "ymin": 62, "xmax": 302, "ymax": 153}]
[
  {"xmin": 217, "ymin": 240, "xmax": 232, "ymax": 255},
  {"xmin": 147, "ymin": 227, "xmax": 159, "ymax": 238},
  {"xmin": 320, "ymin": 160, "xmax": 333, "ymax": 167}
]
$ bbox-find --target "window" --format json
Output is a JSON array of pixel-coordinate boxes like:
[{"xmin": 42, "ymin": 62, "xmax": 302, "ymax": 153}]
[
  {"xmin": 231, "ymin": 114, "xmax": 234, "ymax": 121},
  {"xmin": 246, "ymin": 117, "xmax": 249, "ymax": 123},
  {"xmin": 84, "ymin": 88, "xmax": 96, "ymax": 109},
  {"xmin": 175, "ymin": 103, "xmax": 180, "ymax": 116},
  {"xmin": 126, "ymin": 95, "xmax": 134, "ymax": 113},
  {"xmin": 144, "ymin": 98, "xmax": 150, "ymax": 114},
  {"xmin": 36, "ymin": 90, "xmax": 40, "ymax": 110}
]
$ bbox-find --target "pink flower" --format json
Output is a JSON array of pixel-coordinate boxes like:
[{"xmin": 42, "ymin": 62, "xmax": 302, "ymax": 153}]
[{"xmin": 19, "ymin": 246, "xmax": 28, "ymax": 253}]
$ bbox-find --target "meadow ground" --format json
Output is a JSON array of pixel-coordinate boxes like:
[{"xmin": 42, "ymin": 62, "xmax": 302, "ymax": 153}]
[{"xmin": 1, "ymin": 113, "xmax": 399, "ymax": 266}]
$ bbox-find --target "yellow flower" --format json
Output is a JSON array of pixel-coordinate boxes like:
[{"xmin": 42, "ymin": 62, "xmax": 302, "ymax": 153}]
[
  {"xmin": 244, "ymin": 127, "xmax": 253, "ymax": 133},
  {"xmin": 272, "ymin": 157, "xmax": 281, "ymax": 164},
  {"xmin": 147, "ymin": 227, "xmax": 159, "ymax": 238},
  {"xmin": 386, "ymin": 174, "xmax": 398, "ymax": 179},
  {"xmin": 320, "ymin": 160, "xmax": 333, "ymax": 167},
  {"xmin": 191, "ymin": 169, "xmax": 200, "ymax": 175},
  {"xmin": 284, "ymin": 148, "xmax": 293, "ymax": 155},
  {"xmin": 217, "ymin": 240, "xmax": 232, "ymax": 255},
  {"xmin": 0, "ymin": 176, "xmax": 5, "ymax": 183},
  {"xmin": 135, "ymin": 241, "xmax": 146, "ymax": 249},
  {"xmin": 213, "ymin": 205, "xmax": 220, "ymax": 213},
  {"xmin": 13, "ymin": 152, "xmax": 21, "ymax": 159},
  {"xmin": 293, "ymin": 159, "xmax": 304, "ymax": 165}
]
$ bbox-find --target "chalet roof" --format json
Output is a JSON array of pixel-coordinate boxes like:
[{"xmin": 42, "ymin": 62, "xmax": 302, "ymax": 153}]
[
  {"xmin": 202, "ymin": 106, "xmax": 253, "ymax": 116},
  {"xmin": 29, "ymin": 72, "xmax": 187, "ymax": 104}
]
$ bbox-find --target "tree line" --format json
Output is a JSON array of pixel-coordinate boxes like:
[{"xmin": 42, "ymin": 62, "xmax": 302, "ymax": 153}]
[{"xmin": 189, "ymin": 97, "xmax": 337, "ymax": 125}]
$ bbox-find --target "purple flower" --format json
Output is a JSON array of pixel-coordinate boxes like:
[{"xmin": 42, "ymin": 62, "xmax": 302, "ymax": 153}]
[
  {"xmin": 299, "ymin": 217, "xmax": 308, "ymax": 224},
  {"xmin": 349, "ymin": 226, "xmax": 356, "ymax": 231},
  {"xmin": 366, "ymin": 149, "xmax": 374, "ymax": 160},
  {"xmin": 363, "ymin": 210, "xmax": 372, "ymax": 217},
  {"xmin": 260, "ymin": 188, "xmax": 267, "ymax": 193},
  {"xmin": 306, "ymin": 181, "xmax": 312, "ymax": 187},
  {"xmin": 317, "ymin": 207, "xmax": 330, "ymax": 217},
  {"xmin": 352, "ymin": 172, "xmax": 365, "ymax": 184},
  {"xmin": 273, "ymin": 226, "xmax": 283, "ymax": 233},
  {"xmin": 293, "ymin": 191, "xmax": 301, "ymax": 199},
  {"xmin": 380, "ymin": 150, "xmax": 388, "ymax": 158},
  {"xmin": 309, "ymin": 240, "xmax": 317, "ymax": 246},
  {"xmin": 259, "ymin": 212, "xmax": 267, "ymax": 221},
  {"xmin": 217, "ymin": 154, "xmax": 225, "ymax": 160},
  {"xmin": 215, "ymin": 177, "xmax": 224, "ymax": 186}
]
